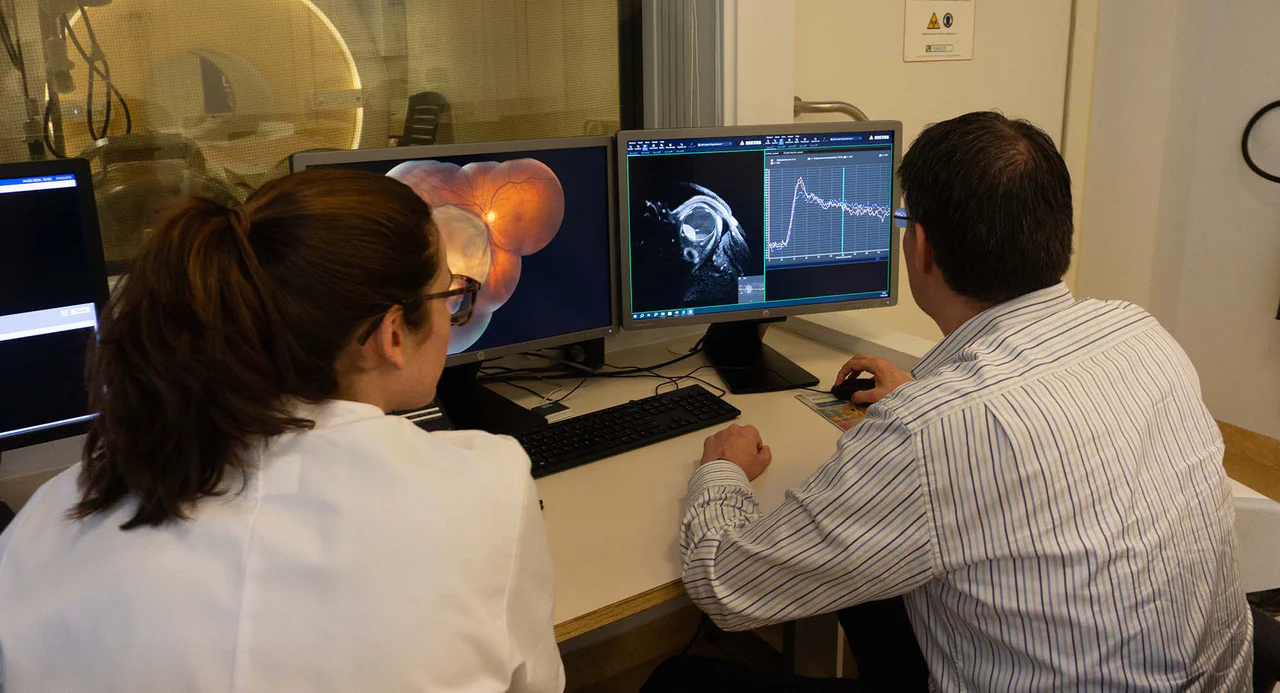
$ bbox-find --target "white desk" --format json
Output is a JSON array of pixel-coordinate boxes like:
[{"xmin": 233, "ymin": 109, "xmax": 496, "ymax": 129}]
[{"xmin": 487, "ymin": 328, "xmax": 855, "ymax": 641}]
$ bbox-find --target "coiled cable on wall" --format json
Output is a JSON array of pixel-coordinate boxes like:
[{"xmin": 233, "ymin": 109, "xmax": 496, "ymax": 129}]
[
  {"xmin": 1241, "ymin": 99, "xmax": 1280, "ymax": 184},
  {"xmin": 1244, "ymin": 100, "xmax": 1280, "ymax": 320}
]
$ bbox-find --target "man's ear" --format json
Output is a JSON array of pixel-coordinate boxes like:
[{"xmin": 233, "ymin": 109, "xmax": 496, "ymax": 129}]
[{"xmin": 912, "ymin": 223, "xmax": 936, "ymax": 275}]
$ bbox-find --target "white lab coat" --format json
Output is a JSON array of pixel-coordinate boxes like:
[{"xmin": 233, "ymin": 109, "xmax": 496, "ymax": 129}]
[{"xmin": 0, "ymin": 400, "xmax": 565, "ymax": 693}]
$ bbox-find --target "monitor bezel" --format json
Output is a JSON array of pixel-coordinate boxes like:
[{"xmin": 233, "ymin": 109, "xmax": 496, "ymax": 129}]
[
  {"xmin": 616, "ymin": 121, "xmax": 903, "ymax": 331},
  {"xmin": 0, "ymin": 157, "xmax": 110, "ymax": 453},
  {"xmin": 291, "ymin": 136, "xmax": 620, "ymax": 366}
]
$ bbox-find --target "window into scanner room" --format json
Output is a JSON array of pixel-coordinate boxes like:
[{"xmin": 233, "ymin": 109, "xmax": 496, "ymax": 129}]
[{"xmin": 0, "ymin": 0, "xmax": 626, "ymax": 274}]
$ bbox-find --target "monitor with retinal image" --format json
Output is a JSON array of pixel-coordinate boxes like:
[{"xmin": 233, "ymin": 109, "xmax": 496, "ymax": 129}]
[
  {"xmin": 618, "ymin": 122, "xmax": 902, "ymax": 393},
  {"xmin": 290, "ymin": 137, "xmax": 617, "ymax": 432}
]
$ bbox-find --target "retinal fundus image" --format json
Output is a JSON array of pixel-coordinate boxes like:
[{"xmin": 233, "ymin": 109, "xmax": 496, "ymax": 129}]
[
  {"xmin": 388, "ymin": 159, "xmax": 565, "ymax": 353},
  {"xmin": 627, "ymin": 150, "xmax": 764, "ymax": 312}
]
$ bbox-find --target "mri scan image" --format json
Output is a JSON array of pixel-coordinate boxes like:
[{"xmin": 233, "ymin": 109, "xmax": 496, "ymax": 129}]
[
  {"xmin": 635, "ymin": 180, "xmax": 760, "ymax": 306},
  {"xmin": 645, "ymin": 182, "xmax": 750, "ymax": 304},
  {"xmin": 626, "ymin": 149, "xmax": 764, "ymax": 312}
]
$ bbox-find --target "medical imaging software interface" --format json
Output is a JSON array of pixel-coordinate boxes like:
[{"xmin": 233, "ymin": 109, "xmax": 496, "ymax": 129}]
[
  {"xmin": 321, "ymin": 146, "xmax": 613, "ymax": 357},
  {"xmin": 625, "ymin": 130, "xmax": 895, "ymax": 320},
  {"xmin": 0, "ymin": 173, "xmax": 100, "ymax": 444}
]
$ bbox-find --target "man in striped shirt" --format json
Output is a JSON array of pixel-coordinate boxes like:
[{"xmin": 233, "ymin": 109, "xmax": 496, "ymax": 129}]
[{"xmin": 681, "ymin": 112, "xmax": 1253, "ymax": 690}]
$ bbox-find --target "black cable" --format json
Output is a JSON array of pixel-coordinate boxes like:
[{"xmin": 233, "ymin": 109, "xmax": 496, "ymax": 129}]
[
  {"xmin": 551, "ymin": 377, "xmax": 590, "ymax": 403},
  {"xmin": 1242, "ymin": 100, "xmax": 1280, "ymax": 184},
  {"xmin": 680, "ymin": 615, "xmax": 708, "ymax": 656},
  {"xmin": 42, "ymin": 96, "xmax": 67, "ymax": 158},
  {"xmin": 499, "ymin": 380, "xmax": 548, "ymax": 401},
  {"xmin": 61, "ymin": 9, "xmax": 131, "ymax": 138},
  {"xmin": 475, "ymin": 340, "xmax": 833, "ymax": 404},
  {"xmin": 480, "ymin": 356, "xmax": 826, "ymax": 401},
  {"xmin": 78, "ymin": 6, "xmax": 107, "ymax": 139},
  {"xmin": 480, "ymin": 362, "xmax": 691, "ymax": 400},
  {"xmin": 563, "ymin": 348, "xmax": 702, "ymax": 377},
  {"xmin": 481, "ymin": 348, "xmax": 704, "ymax": 384},
  {"xmin": 85, "ymin": 39, "xmax": 99, "ymax": 140},
  {"xmin": 648, "ymin": 365, "xmax": 727, "ymax": 398},
  {"xmin": 62, "ymin": 13, "xmax": 103, "ymax": 140},
  {"xmin": 78, "ymin": 6, "xmax": 113, "ymax": 138},
  {"xmin": 481, "ymin": 367, "xmax": 568, "ymax": 401}
]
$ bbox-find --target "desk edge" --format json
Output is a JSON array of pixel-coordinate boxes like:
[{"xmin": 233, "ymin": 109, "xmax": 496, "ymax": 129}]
[{"xmin": 555, "ymin": 580, "xmax": 686, "ymax": 643}]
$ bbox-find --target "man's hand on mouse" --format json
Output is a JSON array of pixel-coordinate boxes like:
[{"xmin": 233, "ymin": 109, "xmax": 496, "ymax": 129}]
[
  {"xmin": 836, "ymin": 354, "xmax": 915, "ymax": 405},
  {"xmin": 701, "ymin": 423, "xmax": 772, "ymax": 480}
]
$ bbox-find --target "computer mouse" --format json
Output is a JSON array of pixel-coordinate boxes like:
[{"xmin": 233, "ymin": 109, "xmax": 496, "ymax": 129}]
[{"xmin": 831, "ymin": 376, "xmax": 876, "ymax": 401}]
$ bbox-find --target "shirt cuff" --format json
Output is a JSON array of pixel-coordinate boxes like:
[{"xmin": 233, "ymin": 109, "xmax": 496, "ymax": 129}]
[{"xmin": 688, "ymin": 460, "xmax": 753, "ymax": 499}]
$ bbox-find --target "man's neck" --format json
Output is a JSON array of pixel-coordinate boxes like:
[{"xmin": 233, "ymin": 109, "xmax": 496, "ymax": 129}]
[{"xmin": 932, "ymin": 295, "xmax": 993, "ymax": 336}]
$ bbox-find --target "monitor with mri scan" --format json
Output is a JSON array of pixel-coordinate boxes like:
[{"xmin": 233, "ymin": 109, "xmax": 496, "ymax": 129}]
[{"xmin": 617, "ymin": 122, "xmax": 903, "ymax": 393}]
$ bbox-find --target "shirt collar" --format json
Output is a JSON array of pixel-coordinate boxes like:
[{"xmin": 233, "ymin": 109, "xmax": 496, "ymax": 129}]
[
  {"xmin": 288, "ymin": 398, "xmax": 387, "ymax": 430},
  {"xmin": 912, "ymin": 283, "xmax": 1076, "ymax": 379}
]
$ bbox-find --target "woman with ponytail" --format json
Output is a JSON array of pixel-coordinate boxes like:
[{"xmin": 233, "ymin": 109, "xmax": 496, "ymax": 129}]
[{"xmin": 0, "ymin": 169, "xmax": 564, "ymax": 692}]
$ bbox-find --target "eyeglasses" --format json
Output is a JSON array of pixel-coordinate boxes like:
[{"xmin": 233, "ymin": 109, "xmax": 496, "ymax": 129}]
[
  {"xmin": 893, "ymin": 208, "xmax": 915, "ymax": 229},
  {"xmin": 356, "ymin": 274, "xmax": 481, "ymax": 345}
]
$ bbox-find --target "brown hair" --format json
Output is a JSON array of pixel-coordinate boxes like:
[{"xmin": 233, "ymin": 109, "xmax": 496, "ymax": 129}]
[{"xmin": 73, "ymin": 169, "xmax": 440, "ymax": 529}]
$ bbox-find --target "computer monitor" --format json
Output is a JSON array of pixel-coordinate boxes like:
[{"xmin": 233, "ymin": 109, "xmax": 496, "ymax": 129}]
[
  {"xmin": 291, "ymin": 137, "xmax": 617, "ymax": 433},
  {"xmin": 618, "ymin": 122, "xmax": 903, "ymax": 393},
  {"xmin": 0, "ymin": 159, "xmax": 109, "ymax": 453}
]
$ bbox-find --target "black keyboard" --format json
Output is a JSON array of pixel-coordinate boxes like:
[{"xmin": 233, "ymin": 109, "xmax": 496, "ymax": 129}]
[{"xmin": 516, "ymin": 384, "xmax": 741, "ymax": 478}]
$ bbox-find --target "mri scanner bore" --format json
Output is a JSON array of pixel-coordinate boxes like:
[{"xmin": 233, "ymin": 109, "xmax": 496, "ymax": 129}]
[{"xmin": 389, "ymin": 158, "xmax": 566, "ymax": 353}]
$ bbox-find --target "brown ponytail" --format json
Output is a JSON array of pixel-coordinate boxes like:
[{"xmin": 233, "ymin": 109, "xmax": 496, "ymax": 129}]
[{"xmin": 73, "ymin": 169, "xmax": 440, "ymax": 529}]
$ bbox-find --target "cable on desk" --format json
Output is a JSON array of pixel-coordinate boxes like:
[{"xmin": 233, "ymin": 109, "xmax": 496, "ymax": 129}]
[
  {"xmin": 476, "ymin": 348, "xmax": 703, "ymax": 386},
  {"xmin": 478, "ymin": 344, "xmax": 836, "ymax": 403},
  {"xmin": 478, "ymin": 338, "xmax": 842, "ymax": 404},
  {"xmin": 647, "ymin": 365, "xmax": 727, "ymax": 398},
  {"xmin": 550, "ymin": 376, "xmax": 590, "ymax": 403}
]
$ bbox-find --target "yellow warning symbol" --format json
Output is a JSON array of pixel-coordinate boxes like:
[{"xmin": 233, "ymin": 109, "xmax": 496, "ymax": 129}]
[{"xmin": 927, "ymin": 12, "xmax": 941, "ymax": 29}]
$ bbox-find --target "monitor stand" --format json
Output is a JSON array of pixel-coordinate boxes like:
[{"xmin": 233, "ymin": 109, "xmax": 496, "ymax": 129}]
[
  {"xmin": 434, "ymin": 362, "xmax": 547, "ymax": 436},
  {"xmin": 702, "ymin": 319, "xmax": 820, "ymax": 394}
]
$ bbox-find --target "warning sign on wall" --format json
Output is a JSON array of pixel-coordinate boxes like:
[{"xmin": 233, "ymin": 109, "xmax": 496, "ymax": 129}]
[{"xmin": 905, "ymin": 0, "xmax": 975, "ymax": 62}]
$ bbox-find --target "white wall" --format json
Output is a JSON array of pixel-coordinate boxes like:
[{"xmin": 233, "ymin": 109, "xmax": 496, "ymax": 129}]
[
  {"xmin": 1079, "ymin": 0, "xmax": 1280, "ymax": 439},
  {"xmin": 791, "ymin": 0, "xmax": 1075, "ymax": 340},
  {"xmin": 721, "ymin": 0, "xmax": 797, "ymax": 126}
]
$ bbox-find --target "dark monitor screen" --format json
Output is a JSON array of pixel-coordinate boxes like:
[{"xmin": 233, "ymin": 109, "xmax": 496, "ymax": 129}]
[
  {"xmin": 291, "ymin": 139, "xmax": 617, "ymax": 364},
  {"xmin": 0, "ymin": 160, "xmax": 108, "ymax": 451},
  {"xmin": 619, "ymin": 124, "xmax": 901, "ymax": 328}
]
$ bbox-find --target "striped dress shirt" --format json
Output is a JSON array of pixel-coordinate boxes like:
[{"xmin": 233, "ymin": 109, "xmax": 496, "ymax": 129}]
[{"xmin": 682, "ymin": 283, "xmax": 1252, "ymax": 691}]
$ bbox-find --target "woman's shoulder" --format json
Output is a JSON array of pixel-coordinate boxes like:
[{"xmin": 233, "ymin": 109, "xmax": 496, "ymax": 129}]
[
  {"xmin": 278, "ymin": 410, "xmax": 533, "ymax": 499},
  {"xmin": 381, "ymin": 418, "xmax": 532, "ymax": 480}
]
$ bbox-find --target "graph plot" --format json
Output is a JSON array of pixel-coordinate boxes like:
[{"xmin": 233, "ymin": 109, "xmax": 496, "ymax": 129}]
[{"xmin": 765, "ymin": 154, "xmax": 892, "ymax": 267}]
